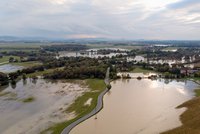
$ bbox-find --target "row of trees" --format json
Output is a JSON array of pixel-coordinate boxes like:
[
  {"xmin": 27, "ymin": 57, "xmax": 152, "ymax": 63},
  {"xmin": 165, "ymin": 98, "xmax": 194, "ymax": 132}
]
[
  {"xmin": 3, "ymin": 57, "xmax": 118, "ymax": 85},
  {"xmin": 44, "ymin": 57, "xmax": 118, "ymax": 79}
]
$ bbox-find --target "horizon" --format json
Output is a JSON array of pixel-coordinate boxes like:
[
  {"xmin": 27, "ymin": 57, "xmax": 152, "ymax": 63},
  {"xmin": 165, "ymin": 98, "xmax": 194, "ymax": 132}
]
[{"xmin": 0, "ymin": 35, "xmax": 200, "ymax": 42}]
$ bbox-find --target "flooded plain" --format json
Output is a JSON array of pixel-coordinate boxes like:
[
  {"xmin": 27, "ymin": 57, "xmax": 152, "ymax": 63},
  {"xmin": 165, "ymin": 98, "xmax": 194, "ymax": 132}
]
[
  {"xmin": 0, "ymin": 78, "xmax": 88, "ymax": 134},
  {"xmin": 58, "ymin": 48, "xmax": 128, "ymax": 58},
  {"xmin": 71, "ymin": 78, "xmax": 198, "ymax": 134},
  {"xmin": 0, "ymin": 64, "xmax": 24, "ymax": 73}
]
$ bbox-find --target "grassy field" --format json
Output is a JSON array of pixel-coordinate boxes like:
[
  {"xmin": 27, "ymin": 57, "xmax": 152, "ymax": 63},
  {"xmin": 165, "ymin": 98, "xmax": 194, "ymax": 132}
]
[
  {"xmin": 0, "ymin": 56, "xmax": 20, "ymax": 63},
  {"xmin": 0, "ymin": 43, "xmax": 45, "ymax": 52},
  {"xmin": 41, "ymin": 79, "xmax": 106, "ymax": 134},
  {"xmin": 191, "ymin": 77, "xmax": 200, "ymax": 81},
  {"xmin": 131, "ymin": 67, "xmax": 155, "ymax": 74},
  {"xmin": 162, "ymin": 47, "xmax": 178, "ymax": 51},
  {"xmin": 86, "ymin": 44, "xmax": 143, "ymax": 50},
  {"xmin": 162, "ymin": 88, "xmax": 200, "ymax": 134},
  {"xmin": 11, "ymin": 61, "xmax": 42, "ymax": 67},
  {"xmin": 27, "ymin": 67, "xmax": 64, "ymax": 77}
]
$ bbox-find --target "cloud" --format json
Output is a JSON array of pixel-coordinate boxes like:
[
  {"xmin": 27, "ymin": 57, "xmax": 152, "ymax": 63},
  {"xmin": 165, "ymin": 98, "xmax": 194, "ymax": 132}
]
[
  {"xmin": 0, "ymin": 0, "xmax": 199, "ymax": 40},
  {"xmin": 167, "ymin": 0, "xmax": 200, "ymax": 9}
]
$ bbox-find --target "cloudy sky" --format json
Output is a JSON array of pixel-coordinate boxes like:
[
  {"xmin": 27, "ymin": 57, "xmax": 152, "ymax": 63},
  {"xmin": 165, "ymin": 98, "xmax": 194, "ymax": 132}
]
[{"xmin": 0, "ymin": 0, "xmax": 200, "ymax": 40}]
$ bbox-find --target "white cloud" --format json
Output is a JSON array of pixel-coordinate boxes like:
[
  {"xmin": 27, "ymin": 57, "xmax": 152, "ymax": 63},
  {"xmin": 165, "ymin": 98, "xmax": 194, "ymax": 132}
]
[{"xmin": 0, "ymin": 0, "xmax": 199, "ymax": 39}]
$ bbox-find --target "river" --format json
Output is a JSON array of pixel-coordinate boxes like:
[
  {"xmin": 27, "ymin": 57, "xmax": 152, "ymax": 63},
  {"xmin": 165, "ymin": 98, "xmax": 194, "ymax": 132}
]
[{"xmin": 70, "ymin": 78, "xmax": 198, "ymax": 134}]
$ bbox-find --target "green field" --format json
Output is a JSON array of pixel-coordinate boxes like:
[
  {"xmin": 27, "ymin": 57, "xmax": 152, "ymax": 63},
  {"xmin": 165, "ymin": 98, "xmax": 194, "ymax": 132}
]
[
  {"xmin": 131, "ymin": 67, "xmax": 155, "ymax": 74},
  {"xmin": 27, "ymin": 67, "xmax": 64, "ymax": 77},
  {"xmin": 86, "ymin": 44, "xmax": 143, "ymax": 50},
  {"xmin": 161, "ymin": 47, "xmax": 178, "ymax": 52},
  {"xmin": 0, "ymin": 43, "xmax": 42, "ymax": 52},
  {"xmin": 11, "ymin": 61, "xmax": 42, "ymax": 67},
  {"xmin": 0, "ymin": 56, "xmax": 20, "ymax": 64},
  {"xmin": 41, "ymin": 79, "xmax": 106, "ymax": 134}
]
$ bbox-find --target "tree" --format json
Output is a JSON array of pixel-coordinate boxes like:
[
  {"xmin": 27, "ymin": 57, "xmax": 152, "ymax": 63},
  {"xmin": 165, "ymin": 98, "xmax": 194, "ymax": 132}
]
[
  {"xmin": 9, "ymin": 57, "xmax": 14, "ymax": 62},
  {"xmin": 0, "ymin": 72, "xmax": 9, "ymax": 86}
]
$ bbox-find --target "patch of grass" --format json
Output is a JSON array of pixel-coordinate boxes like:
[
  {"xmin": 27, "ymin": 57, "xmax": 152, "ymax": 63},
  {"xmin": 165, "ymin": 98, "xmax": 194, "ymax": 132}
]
[
  {"xmin": 0, "ymin": 43, "xmax": 41, "ymax": 52},
  {"xmin": 192, "ymin": 77, "xmax": 200, "ymax": 81},
  {"xmin": 86, "ymin": 79, "xmax": 106, "ymax": 91},
  {"xmin": 162, "ymin": 47, "xmax": 178, "ymax": 51},
  {"xmin": 27, "ymin": 67, "xmax": 64, "ymax": 77},
  {"xmin": 0, "ymin": 91, "xmax": 11, "ymax": 97},
  {"xmin": 41, "ymin": 79, "xmax": 106, "ymax": 134},
  {"xmin": 0, "ymin": 91, "xmax": 17, "ymax": 100},
  {"xmin": 11, "ymin": 61, "xmax": 42, "ymax": 67},
  {"xmin": 132, "ymin": 67, "xmax": 155, "ymax": 74},
  {"xmin": 195, "ymin": 89, "xmax": 200, "ymax": 97},
  {"xmin": 0, "ymin": 56, "xmax": 20, "ymax": 63},
  {"xmin": 21, "ymin": 96, "xmax": 35, "ymax": 103},
  {"xmin": 86, "ymin": 44, "xmax": 143, "ymax": 50}
]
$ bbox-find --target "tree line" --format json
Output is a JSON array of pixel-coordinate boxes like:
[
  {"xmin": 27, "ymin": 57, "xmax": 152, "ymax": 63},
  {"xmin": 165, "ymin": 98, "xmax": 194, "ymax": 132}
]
[{"xmin": 0, "ymin": 57, "xmax": 118, "ymax": 86}]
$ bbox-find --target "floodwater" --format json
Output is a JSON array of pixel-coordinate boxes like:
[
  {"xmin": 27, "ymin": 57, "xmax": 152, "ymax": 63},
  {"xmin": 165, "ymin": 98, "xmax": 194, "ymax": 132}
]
[
  {"xmin": 71, "ymin": 78, "xmax": 198, "ymax": 134},
  {"xmin": 127, "ymin": 56, "xmax": 146, "ymax": 62},
  {"xmin": 0, "ymin": 78, "xmax": 88, "ymax": 134},
  {"xmin": 58, "ymin": 48, "xmax": 128, "ymax": 58},
  {"xmin": 0, "ymin": 64, "xmax": 24, "ymax": 73}
]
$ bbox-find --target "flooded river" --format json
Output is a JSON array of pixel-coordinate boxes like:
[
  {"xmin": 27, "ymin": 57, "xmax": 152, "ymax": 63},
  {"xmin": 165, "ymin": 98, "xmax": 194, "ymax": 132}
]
[
  {"xmin": 0, "ymin": 78, "xmax": 88, "ymax": 134},
  {"xmin": 71, "ymin": 78, "xmax": 198, "ymax": 134}
]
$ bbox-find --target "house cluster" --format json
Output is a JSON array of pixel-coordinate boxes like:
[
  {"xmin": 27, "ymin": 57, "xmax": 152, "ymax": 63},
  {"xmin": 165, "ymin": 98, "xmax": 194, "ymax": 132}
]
[{"xmin": 179, "ymin": 64, "xmax": 200, "ymax": 76}]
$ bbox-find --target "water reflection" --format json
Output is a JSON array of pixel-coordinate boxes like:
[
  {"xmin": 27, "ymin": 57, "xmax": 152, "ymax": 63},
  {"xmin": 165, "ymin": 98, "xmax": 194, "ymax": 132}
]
[
  {"xmin": 23, "ymin": 79, "xmax": 27, "ymax": 86},
  {"xmin": 71, "ymin": 79, "xmax": 198, "ymax": 134},
  {"xmin": 31, "ymin": 78, "xmax": 38, "ymax": 84},
  {"xmin": 11, "ymin": 83, "xmax": 16, "ymax": 89}
]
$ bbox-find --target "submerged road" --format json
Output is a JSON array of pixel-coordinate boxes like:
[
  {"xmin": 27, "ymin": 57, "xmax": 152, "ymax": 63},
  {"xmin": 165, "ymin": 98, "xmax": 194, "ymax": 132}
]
[{"xmin": 61, "ymin": 67, "xmax": 110, "ymax": 134}]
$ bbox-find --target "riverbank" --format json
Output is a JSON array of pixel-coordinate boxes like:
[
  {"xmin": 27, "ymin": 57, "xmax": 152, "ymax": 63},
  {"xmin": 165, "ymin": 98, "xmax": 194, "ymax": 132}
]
[
  {"xmin": 41, "ymin": 79, "xmax": 107, "ymax": 134},
  {"xmin": 162, "ymin": 86, "xmax": 200, "ymax": 134}
]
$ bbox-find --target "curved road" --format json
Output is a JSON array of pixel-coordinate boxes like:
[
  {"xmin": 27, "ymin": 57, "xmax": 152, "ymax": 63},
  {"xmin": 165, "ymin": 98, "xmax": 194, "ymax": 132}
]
[{"xmin": 61, "ymin": 67, "xmax": 110, "ymax": 134}]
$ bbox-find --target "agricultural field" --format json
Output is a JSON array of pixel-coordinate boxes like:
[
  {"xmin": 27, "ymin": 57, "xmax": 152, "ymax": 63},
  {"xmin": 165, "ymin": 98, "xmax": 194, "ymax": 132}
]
[
  {"xmin": 0, "ymin": 43, "xmax": 42, "ymax": 52},
  {"xmin": 0, "ymin": 56, "xmax": 20, "ymax": 64},
  {"xmin": 86, "ymin": 44, "xmax": 143, "ymax": 50}
]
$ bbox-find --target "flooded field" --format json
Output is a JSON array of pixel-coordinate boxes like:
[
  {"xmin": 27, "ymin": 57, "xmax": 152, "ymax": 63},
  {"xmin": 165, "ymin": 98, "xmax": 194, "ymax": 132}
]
[
  {"xmin": 0, "ymin": 64, "xmax": 24, "ymax": 73},
  {"xmin": 0, "ymin": 78, "xmax": 88, "ymax": 134},
  {"xmin": 128, "ymin": 55, "xmax": 196, "ymax": 68},
  {"xmin": 58, "ymin": 48, "xmax": 128, "ymax": 58},
  {"xmin": 71, "ymin": 78, "xmax": 198, "ymax": 134}
]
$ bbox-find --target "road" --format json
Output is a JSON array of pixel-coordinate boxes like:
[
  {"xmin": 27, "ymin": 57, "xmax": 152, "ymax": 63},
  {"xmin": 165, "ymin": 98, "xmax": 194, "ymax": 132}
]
[{"xmin": 61, "ymin": 67, "xmax": 110, "ymax": 134}]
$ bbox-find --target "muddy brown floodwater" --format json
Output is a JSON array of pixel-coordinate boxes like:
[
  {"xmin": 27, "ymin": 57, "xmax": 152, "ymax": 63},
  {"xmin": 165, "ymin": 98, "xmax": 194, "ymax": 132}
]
[{"xmin": 71, "ymin": 78, "xmax": 198, "ymax": 134}]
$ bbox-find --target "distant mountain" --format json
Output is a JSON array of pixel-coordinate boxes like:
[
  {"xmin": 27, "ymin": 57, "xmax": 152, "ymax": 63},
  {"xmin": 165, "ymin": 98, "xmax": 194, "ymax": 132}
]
[
  {"xmin": 0, "ymin": 36, "xmax": 112, "ymax": 43},
  {"xmin": 0, "ymin": 36, "xmax": 199, "ymax": 46},
  {"xmin": 0, "ymin": 36, "xmax": 53, "ymax": 42},
  {"xmin": 0, "ymin": 36, "xmax": 21, "ymax": 41}
]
